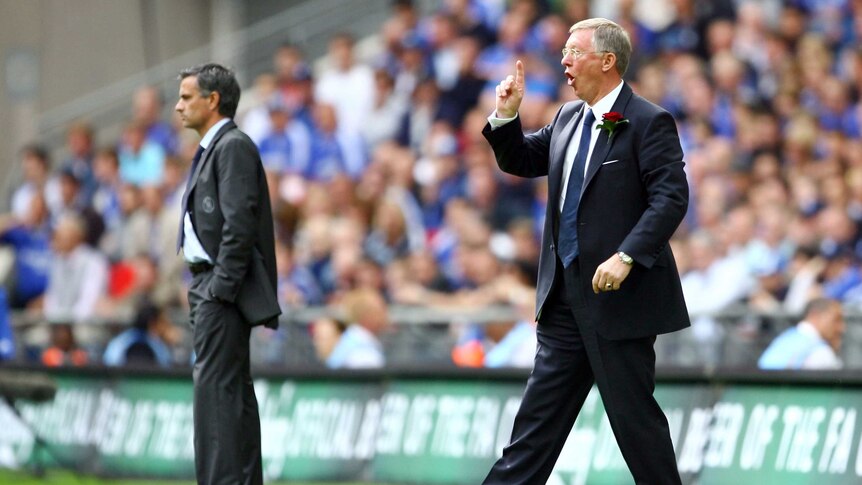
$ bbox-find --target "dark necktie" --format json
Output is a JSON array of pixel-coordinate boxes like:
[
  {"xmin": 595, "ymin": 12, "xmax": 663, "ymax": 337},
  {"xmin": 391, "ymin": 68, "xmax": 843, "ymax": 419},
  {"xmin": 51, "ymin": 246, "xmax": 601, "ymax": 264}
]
[
  {"xmin": 176, "ymin": 145, "xmax": 204, "ymax": 252},
  {"xmin": 557, "ymin": 109, "xmax": 595, "ymax": 268}
]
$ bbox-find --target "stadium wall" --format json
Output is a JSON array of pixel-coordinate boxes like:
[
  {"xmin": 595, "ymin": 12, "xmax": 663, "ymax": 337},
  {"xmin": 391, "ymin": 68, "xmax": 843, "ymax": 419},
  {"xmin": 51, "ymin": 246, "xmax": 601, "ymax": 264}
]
[{"xmin": 1, "ymin": 366, "xmax": 862, "ymax": 484}]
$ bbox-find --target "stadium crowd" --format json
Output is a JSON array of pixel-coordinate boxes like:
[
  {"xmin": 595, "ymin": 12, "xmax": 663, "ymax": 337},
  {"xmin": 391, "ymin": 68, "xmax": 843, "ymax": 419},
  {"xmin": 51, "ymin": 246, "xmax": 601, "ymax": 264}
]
[{"xmin": 1, "ymin": 0, "xmax": 861, "ymax": 370}]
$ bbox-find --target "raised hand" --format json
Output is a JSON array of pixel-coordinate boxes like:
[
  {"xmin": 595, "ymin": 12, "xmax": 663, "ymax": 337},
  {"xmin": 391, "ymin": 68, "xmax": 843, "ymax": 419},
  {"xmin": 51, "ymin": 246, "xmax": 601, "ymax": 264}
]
[{"xmin": 495, "ymin": 60, "xmax": 525, "ymax": 119}]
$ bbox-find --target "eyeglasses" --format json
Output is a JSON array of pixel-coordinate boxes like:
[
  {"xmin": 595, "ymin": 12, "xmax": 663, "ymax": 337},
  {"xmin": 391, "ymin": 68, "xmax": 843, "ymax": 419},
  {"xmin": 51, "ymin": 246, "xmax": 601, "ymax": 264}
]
[{"xmin": 561, "ymin": 47, "xmax": 607, "ymax": 59}]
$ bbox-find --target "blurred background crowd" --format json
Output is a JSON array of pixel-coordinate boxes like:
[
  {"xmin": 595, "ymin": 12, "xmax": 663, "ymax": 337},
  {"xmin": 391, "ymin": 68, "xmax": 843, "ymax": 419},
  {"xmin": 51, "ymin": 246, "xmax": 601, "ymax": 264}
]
[{"xmin": 1, "ymin": 0, "xmax": 861, "ymax": 371}]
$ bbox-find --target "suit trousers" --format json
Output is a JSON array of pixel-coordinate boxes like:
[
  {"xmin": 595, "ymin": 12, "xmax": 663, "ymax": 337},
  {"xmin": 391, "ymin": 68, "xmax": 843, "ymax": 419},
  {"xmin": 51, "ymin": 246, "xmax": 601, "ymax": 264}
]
[
  {"xmin": 482, "ymin": 258, "xmax": 681, "ymax": 485},
  {"xmin": 188, "ymin": 270, "xmax": 263, "ymax": 485}
]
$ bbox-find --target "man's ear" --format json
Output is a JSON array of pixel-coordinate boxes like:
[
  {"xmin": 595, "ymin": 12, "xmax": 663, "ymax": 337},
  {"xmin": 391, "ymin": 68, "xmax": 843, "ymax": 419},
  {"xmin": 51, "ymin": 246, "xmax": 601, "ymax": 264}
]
[
  {"xmin": 208, "ymin": 91, "xmax": 221, "ymax": 113},
  {"xmin": 603, "ymin": 52, "xmax": 617, "ymax": 73}
]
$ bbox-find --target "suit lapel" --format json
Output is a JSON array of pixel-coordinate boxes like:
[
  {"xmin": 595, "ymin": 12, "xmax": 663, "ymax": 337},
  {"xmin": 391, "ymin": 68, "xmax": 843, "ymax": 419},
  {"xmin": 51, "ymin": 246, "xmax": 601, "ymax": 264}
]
[
  {"xmin": 187, "ymin": 120, "xmax": 235, "ymax": 196},
  {"xmin": 549, "ymin": 103, "xmax": 585, "ymax": 213},
  {"xmin": 580, "ymin": 83, "xmax": 633, "ymax": 201}
]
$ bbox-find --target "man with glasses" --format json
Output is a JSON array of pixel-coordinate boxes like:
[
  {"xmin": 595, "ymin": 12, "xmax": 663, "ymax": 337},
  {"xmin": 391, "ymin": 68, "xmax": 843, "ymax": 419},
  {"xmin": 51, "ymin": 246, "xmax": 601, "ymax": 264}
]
[{"xmin": 482, "ymin": 18, "xmax": 689, "ymax": 484}]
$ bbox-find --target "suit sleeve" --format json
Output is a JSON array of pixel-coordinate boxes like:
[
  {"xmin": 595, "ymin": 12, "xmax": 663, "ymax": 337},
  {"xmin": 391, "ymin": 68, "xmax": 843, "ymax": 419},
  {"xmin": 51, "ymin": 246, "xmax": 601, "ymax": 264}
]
[
  {"xmin": 618, "ymin": 111, "xmax": 688, "ymax": 267},
  {"xmin": 481, "ymin": 105, "xmax": 564, "ymax": 179},
  {"xmin": 207, "ymin": 136, "xmax": 261, "ymax": 303}
]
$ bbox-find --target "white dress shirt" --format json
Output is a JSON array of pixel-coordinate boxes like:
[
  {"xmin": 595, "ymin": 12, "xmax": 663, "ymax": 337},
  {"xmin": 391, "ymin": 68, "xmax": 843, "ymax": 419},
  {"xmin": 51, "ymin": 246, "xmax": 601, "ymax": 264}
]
[
  {"xmin": 182, "ymin": 118, "xmax": 230, "ymax": 264},
  {"xmin": 488, "ymin": 81, "xmax": 625, "ymax": 211},
  {"xmin": 796, "ymin": 321, "xmax": 843, "ymax": 370}
]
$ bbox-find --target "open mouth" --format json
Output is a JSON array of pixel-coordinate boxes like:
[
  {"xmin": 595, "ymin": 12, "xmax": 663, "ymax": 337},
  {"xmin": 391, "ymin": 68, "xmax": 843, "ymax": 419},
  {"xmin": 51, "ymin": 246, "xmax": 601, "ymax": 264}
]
[{"xmin": 565, "ymin": 72, "xmax": 575, "ymax": 86}]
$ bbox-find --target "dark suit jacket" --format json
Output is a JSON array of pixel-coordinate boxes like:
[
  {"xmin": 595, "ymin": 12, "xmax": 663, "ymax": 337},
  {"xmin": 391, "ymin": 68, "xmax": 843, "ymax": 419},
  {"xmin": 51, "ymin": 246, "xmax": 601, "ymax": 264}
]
[
  {"xmin": 483, "ymin": 83, "xmax": 690, "ymax": 340},
  {"xmin": 185, "ymin": 120, "xmax": 281, "ymax": 328}
]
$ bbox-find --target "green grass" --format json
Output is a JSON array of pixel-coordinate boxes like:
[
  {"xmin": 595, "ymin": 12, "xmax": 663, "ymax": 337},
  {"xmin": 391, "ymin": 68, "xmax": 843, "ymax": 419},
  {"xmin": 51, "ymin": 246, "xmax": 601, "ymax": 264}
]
[{"xmin": 0, "ymin": 469, "xmax": 371, "ymax": 485}]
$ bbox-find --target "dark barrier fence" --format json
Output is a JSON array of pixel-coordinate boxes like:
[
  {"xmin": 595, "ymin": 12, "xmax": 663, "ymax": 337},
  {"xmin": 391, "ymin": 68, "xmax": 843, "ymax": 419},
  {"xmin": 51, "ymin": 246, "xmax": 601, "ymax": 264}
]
[
  {"xmin": 11, "ymin": 304, "xmax": 862, "ymax": 370},
  {"xmin": 1, "ymin": 365, "xmax": 862, "ymax": 484}
]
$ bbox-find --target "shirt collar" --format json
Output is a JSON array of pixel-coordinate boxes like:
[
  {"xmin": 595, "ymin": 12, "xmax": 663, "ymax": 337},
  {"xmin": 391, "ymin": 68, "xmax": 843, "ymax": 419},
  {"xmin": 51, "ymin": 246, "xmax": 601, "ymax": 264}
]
[
  {"xmin": 199, "ymin": 118, "xmax": 231, "ymax": 149},
  {"xmin": 797, "ymin": 321, "xmax": 823, "ymax": 339},
  {"xmin": 584, "ymin": 80, "xmax": 625, "ymax": 121}
]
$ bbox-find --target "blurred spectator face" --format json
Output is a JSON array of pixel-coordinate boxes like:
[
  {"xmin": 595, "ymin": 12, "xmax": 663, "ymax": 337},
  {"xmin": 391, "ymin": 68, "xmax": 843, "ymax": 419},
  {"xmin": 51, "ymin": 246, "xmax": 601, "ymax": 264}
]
[
  {"xmin": 681, "ymin": 76, "xmax": 714, "ymax": 118},
  {"xmin": 328, "ymin": 173, "xmax": 358, "ymax": 211},
  {"xmin": 723, "ymin": 205, "xmax": 756, "ymax": 249},
  {"xmin": 123, "ymin": 123, "xmax": 147, "ymax": 153},
  {"xmin": 819, "ymin": 77, "xmax": 849, "ymax": 113},
  {"xmin": 408, "ymin": 251, "xmax": 441, "ymax": 286},
  {"xmin": 429, "ymin": 14, "xmax": 458, "ymax": 48},
  {"xmin": 751, "ymin": 153, "xmax": 781, "ymax": 183},
  {"xmin": 756, "ymin": 204, "xmax": 789, "ymax": 246},
  {"xmin": 817, "ymin": 206, "xmax": 856, "ymax": 244},
  {"xmin": 821, "ymin": 174, "xmax": 848, "ymax": 208},
  {"xmin": 275, "ymin": 242, "xmax": 293, "ymax": 276},
  {"xmin": 373, "ymin": 200, "xmax": 407, "ymax": 243},
  {"xmin": 354, "ymin": 258, "xmax": 385, "ymax": 291},
  {"xmin": 273, "ymin": 45, "xmax": 303, "ymax": 82},
  {"xmin": 466, "ymin": 166, "xmax": 498, "ymax": 207},
  {"xmin": 454, "ymin": 36, "xmax": 481, "ymax": 74},
  {"xmin": 299, "ymin": 216, "xmax": 334, "ymax": 262},
  {"xmin": 311, "ymin": 318, "xmax": 343, "ymax": 361},
  {"xmin": 21, "ymin": 148, "xmax": 49, "ymax": 183},
  {"xmin": 59, "ymin": 172, "xmax": 82, "ymax": 206},
  {"xmin": 269, "ymin": 106, "xmax": 290, "ymax": 131},
  {"xmin": 329, "ymin": 36, "xmax": 355, "ymax": 71},
  {"xmin": 373, "ymin": 69, "xmax": 395, "ymax": 105},
  {"xmin": 130, "ymin": 256, "xmax": 158, "ymax": 293},
  {"xmin": 133, "ymin": 86, "xmax": 162, "ymax": 126},
  {"xmin": 93, "ymin": 149, "xmax": 120, "ymax": 184},
  {"xmin": 811, "ymin": 302, "xmax": 845, "ymax": 351},
  {"xmin": 498, "ymin": 11, "xmax": 529, "ymax": 48},
  {"xmin": 465, "ymin": 248, "xmax": 500, "ymax": 286},
  {"xmin": 140, "ymin": 186, "xmax": 163, "ymax": 214},
  {"xmin": 343, "ymin": 288, "xmax": 389, "ymax": 334},
  {"xmin": 779, "ymin": 6, "xmax": 807, "ymax": 43},
  {"xmin": 25, "ymin": 193, "xmax": 49, "ymax": 227},
  {"xmin": 706, "ymin": 19, "xmax": 735, "ymax": 55},
  {"xmin": 508, "ymin": 219, "xmax": 539, "ymax": 262},
  {"xmin": 302, "ymin": 184, "xmax": 336, "ymax": 218},
  {"xmin": 313, "ymin": 103, "xmax": 338, "ymax": 133},
  {"xmin": 670, "ymin": 238, "xmax": 690, "ymax": 275},
  {"xmin": 66, "ymin": 123, "xmax": 93, "ymax": 158},
  {"xmin": 687, "ymin": 231, "xmax": 719, "ymax": 272},
  {"xmin": 119, "ymin": 184, "xmax": 142, "ymax": 216},
  {"xmin": 635, "ymin": 63, "xmax": 667, "ymax": 106},
  {"xmin": 694, "ymin": 176, "xmax": 728, "ymax": 230},
  {"xmin": 162, "ymin": 157, "xmax": 185, "ymax": 192},
  {"xmin": 52, "ymin": 215, "xmax": 86, "ymax": 254}
]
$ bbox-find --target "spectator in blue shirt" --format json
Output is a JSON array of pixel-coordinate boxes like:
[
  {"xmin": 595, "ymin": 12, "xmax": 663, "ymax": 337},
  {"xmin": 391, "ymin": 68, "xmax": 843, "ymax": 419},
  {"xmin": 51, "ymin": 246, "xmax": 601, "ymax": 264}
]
[
  {"xmin": 258, "ymin": 97, "xmax": 295, "ymax": 175},
  {"xmin": 0, "ymin": 192, "xmax": 52, "ymax": 308},
  {"xmin": 118, "ymin": 121, "xmax": 165, "ymax": 187},
  {"xmin": 132, "ymin": 86, "xmax": 178, "ymax": 155},
  {"xmin": 103, "ymin": 300, "xmax": 176, "ymax": 367},
  {"xmin": 759, "ymin": 297, "xmax": 845, "ymax": 370}
]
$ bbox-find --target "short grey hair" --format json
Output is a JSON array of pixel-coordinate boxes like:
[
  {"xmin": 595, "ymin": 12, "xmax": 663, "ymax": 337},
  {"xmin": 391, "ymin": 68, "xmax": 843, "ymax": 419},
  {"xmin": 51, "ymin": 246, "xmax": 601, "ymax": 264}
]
[{"xmin": 570, "ymin": 18, "xmax": 632, "ymax": 76}]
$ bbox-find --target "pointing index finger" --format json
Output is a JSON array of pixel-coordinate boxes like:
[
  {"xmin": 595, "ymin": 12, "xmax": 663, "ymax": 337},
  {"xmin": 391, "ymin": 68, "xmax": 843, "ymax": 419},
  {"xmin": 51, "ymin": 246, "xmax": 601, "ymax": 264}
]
[{"xmin": 515, "ymin": 60, "xmax": 524, "ymax": 86}]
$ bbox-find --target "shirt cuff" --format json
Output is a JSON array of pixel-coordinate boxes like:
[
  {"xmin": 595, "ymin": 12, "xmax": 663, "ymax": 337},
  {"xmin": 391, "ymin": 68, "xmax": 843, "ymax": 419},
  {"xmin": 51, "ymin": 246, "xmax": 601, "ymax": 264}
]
[{"xmin": 487, "ymin": 111, "xmax": 518, "ymax": 130}]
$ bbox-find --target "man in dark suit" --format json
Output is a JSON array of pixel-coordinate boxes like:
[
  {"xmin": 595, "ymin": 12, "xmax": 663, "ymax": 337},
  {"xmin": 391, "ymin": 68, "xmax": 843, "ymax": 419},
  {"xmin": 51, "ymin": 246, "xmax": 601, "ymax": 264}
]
[
  {"xmin": 175, "ymin": 63, "xmax": 281, "ymax": 485},
  {"xmin": 482, "ymin": 19, "xmax": 689, "ymax": 484}
]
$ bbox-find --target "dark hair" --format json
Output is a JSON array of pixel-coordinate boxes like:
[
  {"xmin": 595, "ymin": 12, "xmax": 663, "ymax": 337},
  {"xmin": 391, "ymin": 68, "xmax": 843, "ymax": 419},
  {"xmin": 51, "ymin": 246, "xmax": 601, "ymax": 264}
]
[
  {"xmin": 178, "ymin": 63, "xmax": 241, "ymax": 118},
  {"xmin": 20, "ymin": 143, "xmax": 50, "ymax": 166},
  {"xmin": 95, "ymin": 146, "xmax": 119, "ymax": 166},
  {"xmin": 133, "ymin": 300, "xmax": 163, "ymax": 331}
]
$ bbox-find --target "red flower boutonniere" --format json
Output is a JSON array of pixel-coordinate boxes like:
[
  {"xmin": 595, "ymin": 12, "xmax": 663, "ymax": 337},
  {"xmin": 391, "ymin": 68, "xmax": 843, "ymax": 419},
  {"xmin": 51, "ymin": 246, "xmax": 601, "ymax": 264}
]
[{"xmin": 596, "ymin": 111, "xmax": 629, "ymax": 139}]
